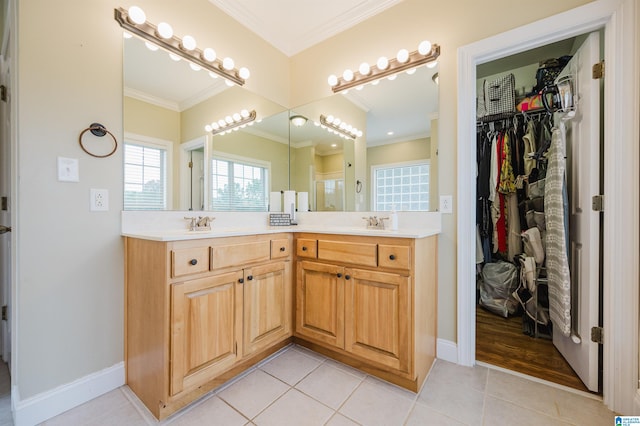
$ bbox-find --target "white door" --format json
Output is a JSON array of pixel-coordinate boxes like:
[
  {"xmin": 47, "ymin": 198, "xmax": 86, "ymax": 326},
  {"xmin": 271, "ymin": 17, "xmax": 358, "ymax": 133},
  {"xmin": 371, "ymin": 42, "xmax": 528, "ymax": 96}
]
[
  {"xmin": 0, "ymin": 48, "xmax": 11, "ymax": 367},
  {"xmin": 552, "ymin": 31, "xmax": 601, "ymax": 392}
]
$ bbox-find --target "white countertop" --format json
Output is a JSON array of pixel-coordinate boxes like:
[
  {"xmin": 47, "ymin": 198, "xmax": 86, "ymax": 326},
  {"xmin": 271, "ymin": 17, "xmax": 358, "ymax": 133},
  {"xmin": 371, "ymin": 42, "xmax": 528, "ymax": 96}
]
[{"xmin": 121, "ymin": 211, "xmax": 442, "ymax": 241}]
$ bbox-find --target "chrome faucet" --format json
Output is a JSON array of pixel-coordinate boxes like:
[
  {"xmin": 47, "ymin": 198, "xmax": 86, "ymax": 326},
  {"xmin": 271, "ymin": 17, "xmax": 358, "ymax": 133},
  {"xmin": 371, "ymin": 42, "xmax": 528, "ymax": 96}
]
[
  {"xmin": 184, "ymin": 216, "xmax": 215, "ymax": 231},
  {"xmin": 362, "ymin": 215, "xmax": 388, "ymax": 230}
]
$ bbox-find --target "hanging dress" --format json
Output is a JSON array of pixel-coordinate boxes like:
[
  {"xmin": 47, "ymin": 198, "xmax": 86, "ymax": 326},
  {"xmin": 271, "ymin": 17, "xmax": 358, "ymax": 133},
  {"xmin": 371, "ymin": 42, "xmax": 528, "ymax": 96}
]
[{"xmin": 544, "ymin": 122, "xmax": 571, "ymax": 336}]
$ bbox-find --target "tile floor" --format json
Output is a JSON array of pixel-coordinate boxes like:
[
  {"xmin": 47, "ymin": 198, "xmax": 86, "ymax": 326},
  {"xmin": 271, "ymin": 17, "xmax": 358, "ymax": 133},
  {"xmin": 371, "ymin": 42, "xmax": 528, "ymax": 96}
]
[{"xmin": 32, "ymin": 344, "xmax": 615, "ymax": 425}]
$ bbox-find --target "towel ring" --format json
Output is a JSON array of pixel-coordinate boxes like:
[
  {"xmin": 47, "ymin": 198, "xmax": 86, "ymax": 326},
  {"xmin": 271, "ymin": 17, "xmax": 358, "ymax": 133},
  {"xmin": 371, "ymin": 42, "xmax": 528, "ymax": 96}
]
[{"xmin": 79, "ymin": 123, "xmax": 118, "ymax": 158}]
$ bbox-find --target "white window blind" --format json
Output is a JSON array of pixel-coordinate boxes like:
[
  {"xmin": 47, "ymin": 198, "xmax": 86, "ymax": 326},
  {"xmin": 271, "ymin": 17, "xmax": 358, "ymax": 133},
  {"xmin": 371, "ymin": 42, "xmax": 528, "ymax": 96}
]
[
  {"xmin": 210, "ymin": 156, "xmax": 269, "ymax": 211},
  {"xmin": 372, "ymin": 161, "xmax": 430, "ymax": 211},
  {"xmin": 124, "ymin": 143, "xmax": 167, "ymax": 210}
]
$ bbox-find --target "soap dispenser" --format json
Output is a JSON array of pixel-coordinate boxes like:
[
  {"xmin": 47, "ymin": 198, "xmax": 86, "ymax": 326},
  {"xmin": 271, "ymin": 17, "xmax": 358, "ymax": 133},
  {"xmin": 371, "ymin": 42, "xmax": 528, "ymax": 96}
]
[{"xmin": 390, "ymin": 205, "xmax": 398, "ymax": 231}]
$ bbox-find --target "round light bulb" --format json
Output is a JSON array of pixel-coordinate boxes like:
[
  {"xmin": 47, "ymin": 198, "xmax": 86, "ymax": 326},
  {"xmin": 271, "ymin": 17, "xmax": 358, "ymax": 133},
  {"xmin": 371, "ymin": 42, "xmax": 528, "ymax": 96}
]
[
  {"xmin": 238, "ymin": 67, "xmax": 250, "ymax": 79},
  {"xmin": 326, "ymin": 115, "xmax": 334, "ymax": 123},
  {"xmin": 334, "ymin": 117, "xmax": 341, "ymax": 126},
  {"xmin": 202, "ymin": 48, "xmax": 216, "ymax": 62},
  {"xmin": 355, "ymin": 85, "xmax": 364, "ymax": 91},
  {"xmin": 377, "ymin": 56, "xmax": 389, "ymax": 70},
  {"xmin": 233, "ymin": 127, "xmax": 239, "ymax": 132},
  {"xmin": 314, "ymin": 121, "xmax": 320, "ymax": 126},
  {"xmin": 127, "ymin": 6, "xmax": 146, "ymax": 25},
  {"xmin": 418, "ymin": 40, "xmax": 432, "ymax": 55},
  {"xmin": 218, "ymin": 119, "xmax": 226, "ymax": 127},
  {"xmin": 406, "ymin": 67, "xmax": 417, "ymax": 75},
  {"xmin": 233, "ymin": 113, "xmax": 241, "ymax": 122},
  {"xmin": 123, "ymin": 32, "xmax": 133, "ymax": 39},
  {"xmin": 204, "ymin": 124, "xmax": 212, "ymax": 132},
  {"xmin": 225, "ymin": 79, "xmax": 235, "ymax": 87},
  {"xmin": 144, "ymin": 41, "xmax": 159, "ymax": 51},
  {"xmin": 357, "ymin": 130, "xmax": 363, "ymax": 137},
  {"xmin": 209, "ymin": 72, "xmax": 218, "ymax": 79},
  {"xmin": 181, "ymin": 35, "xmax": 196, "ymax": 51},
  {"xmin": 169, "ymin": 53, "xmax": 181, "ymax": 62},
  {"xmin": 426, "ymin": 60, "xmax": 438, "ymax": 69},
  {"xmin": 339, "ymin": 122, "xmax": 347, "ymax": 129},
  {"xmin": 156, "ymin": 22, "xmax": 173, "ymax": 39},
  {"xmin": 359, "ymin": 62, "xmax": 371, "ymax": 75},
  {"xmin": 189, "ymin": 63, "xmax": 201, "ymax": 71},
  {"xmin": 396, "ymin": 48, "xmax": 409, "ymax": 63},
  {"xmin": 371, "ymin": 79, "xmax": 380, "ymax": 86},
  {"xmin": 343, "ymin": 69, "xmax": 354, "ymax": 82},
  {"xmin": 222, "ymin": 57, "xmax": 235, "ymax": 70},
  {"xmin": 347, "ymin": 125, "xmax": 353, "ymax": 132},
  {"xmin": 211, "ymin": 122, "xmax": 220, "ymax": 130},
  {"xmin": 328, "ymin": 74, "xmax": 338, "ymax": 87},
  {"xmin": 241, "ymin": 109, "xmax": 250, "ymax": 118},
  {"xmin": 225, "ymin": 116, "xmax": 233, "ymax": 124},
  {"xmin": 387, "ymin": 74, "xmax": 397, "ymax": 81}
]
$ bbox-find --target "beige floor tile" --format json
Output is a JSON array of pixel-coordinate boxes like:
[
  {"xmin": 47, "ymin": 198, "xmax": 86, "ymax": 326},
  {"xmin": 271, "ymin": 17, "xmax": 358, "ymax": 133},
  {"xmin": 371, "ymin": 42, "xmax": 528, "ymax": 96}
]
[
  {"xmin": 325, "ymin": 412, "xmax": 360, "ymax": 426},
  {"xmin": 253, "ymin": 389, "xmax": 334, "ymax": 426},
  {"xmin": 295, "ymin": 363, "xmax": 363, "ymax": 409},
  {"xmin": 323, "ymin": 359, "xmax": 367, "ymax": 380},
  {"xmin": 40, "ymin": 388, "xmax": 146, "ymax": 426},
  {"xmin": 339, "ymin": 377, "xmax": 415, "ymax": 426},
  {"xmin": 416, "ymin": 362, "xmax": 485, "ymax": 426},
  {"xmin": 218, "ymin": 370, "xmax": 289, "ymax": 419},
  {"xmin": 425, "ymin": 359, "xmax": 488, "ymax": 393},
  {"xmin": 483, "ymin": 395, "xmax": 573, "ymax": 426},
  {"xmin": 291, "ymin": 345, "xmax": 329, "ymax": 362},
  {"xmin": 259, "ymin": 346, "xmax": 323, "ymax": 386},
  {"xmin": 405, "ymin": 402, "xmax": 466, "ymax": 426},
  {"xmin": 168, "ymin": 395, "xmax": 248, "ymax": 426},
  {"xmin": 486, "ymin": 369, "xmax": 614, "ymax": 425}
]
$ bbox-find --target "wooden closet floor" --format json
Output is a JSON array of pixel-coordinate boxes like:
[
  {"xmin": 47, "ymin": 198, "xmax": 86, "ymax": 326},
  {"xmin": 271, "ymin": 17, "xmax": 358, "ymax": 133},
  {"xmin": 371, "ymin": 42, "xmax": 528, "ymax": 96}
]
[{"xmin": 475, "ymin": 306, "xmax": 591, "ymax": 393}]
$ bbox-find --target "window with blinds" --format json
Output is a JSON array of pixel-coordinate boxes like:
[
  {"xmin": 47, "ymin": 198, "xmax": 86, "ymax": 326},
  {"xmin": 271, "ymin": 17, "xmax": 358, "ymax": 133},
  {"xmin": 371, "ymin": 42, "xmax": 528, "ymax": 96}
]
[
  {"xmin": 124, "ymin": 143, "xmax": 167, "ymax": 210},
  {"xmin": 210, "ymin": 156, "xmax": 269, "ymax": 211},
  {"xmin": 372, "ymin": 161, "xmax": 430, "ymax": 211}
]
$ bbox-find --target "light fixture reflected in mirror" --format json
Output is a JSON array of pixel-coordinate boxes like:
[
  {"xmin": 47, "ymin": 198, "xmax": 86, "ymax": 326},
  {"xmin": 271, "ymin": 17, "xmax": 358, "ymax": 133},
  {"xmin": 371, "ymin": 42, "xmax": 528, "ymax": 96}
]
[
  {"xmin": 114, "ymin": 6, "xmax": 249, "ymax": 86},
  {"xmin": 328, "ymin": 40, "xmax": 440, "ymax": 93},
  {"xmin": 205, "ymin": 109, "xmax": 256, "ymax": 135},
  {"xmin": 317, "ymin": 115, "xmax": 362, "ymax": 140},
  {"xmin": 290, "ymin": 115, "xmax": 308, "ymax": 127}
]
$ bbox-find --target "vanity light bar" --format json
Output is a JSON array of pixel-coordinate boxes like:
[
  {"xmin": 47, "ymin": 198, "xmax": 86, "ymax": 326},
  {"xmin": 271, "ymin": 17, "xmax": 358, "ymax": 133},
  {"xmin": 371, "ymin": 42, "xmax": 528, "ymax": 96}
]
[
  {"xmin": 317, "ymin": 115, "xmax": 362, "ymax": 140},
  {"xmin": 114, "ymin": 7, "xmax": 249, "ymax": 86},
  {"xmin": 328, "ymin": 41, "xmax": 440, "ymax": 93},
  {"xmin": 205, "ymin": 109, "xmax": 257, "ymax": 136}
]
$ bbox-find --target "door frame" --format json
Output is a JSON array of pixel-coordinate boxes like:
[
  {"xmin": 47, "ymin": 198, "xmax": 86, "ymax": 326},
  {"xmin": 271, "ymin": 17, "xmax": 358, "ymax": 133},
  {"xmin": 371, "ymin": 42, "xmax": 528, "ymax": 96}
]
[
  {"xmin": 456, "ymin": 0, "xmax": 639, "ymax": 415},
  {"xmin": 178, "ymin": 136, "xmax": 207, "ymax": 210}
]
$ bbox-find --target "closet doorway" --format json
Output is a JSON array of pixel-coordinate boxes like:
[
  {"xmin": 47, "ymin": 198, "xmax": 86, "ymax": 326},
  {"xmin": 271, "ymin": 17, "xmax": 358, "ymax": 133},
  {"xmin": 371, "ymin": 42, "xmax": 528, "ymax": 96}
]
[{"xmin": 474, "ymin": 32, "xmax": 602, "ymax": 393}]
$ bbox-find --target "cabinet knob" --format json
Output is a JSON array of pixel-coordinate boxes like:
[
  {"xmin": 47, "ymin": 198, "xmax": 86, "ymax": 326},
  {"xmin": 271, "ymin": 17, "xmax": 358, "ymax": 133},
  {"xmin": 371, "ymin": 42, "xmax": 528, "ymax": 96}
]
[
  {"xmin": 190, "ymin": 259, "xmax": 198, "ymax": 265},
  {"xmin": 302, "ymin": 246, "xmax": 307, "ymax": 251},
  {"xmin": 337, "ymin": 273, "xmax": 342, "ymax": 278},
  {"xmin": 280, "ymin": 246, "xmax": 286, "ymax": 252},
  {"xmin": 247, "ymin": 275, "xmax": 253, "ymax": 281},
  {"xmin": 238, "ymin": 278, "xmax": 244, "ymax": 284},
  {"xmin": 345, "ymin": 275, "xmax": 351, "ymax": 280},
  {"xmin": 389, "ymin": 254, "xmax": 396, "ymax": 260}
]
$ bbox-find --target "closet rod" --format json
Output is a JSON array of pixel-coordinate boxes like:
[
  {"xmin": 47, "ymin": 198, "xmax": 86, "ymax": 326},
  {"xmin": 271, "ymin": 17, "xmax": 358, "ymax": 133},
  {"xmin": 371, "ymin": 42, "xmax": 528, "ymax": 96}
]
[{"xmin": 477, "ymin": 108, "xmax": 550, "ymax": 125}]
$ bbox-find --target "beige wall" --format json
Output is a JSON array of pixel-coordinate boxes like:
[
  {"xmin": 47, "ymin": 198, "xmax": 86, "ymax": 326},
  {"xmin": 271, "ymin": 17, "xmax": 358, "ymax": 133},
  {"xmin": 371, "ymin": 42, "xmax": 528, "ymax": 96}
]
[
  {"xmin": 291, "ymin": 0, "xmax": 593, "ymax": 342},
  {"xmin": 14, "ymin": 0, "xmax": 597, "ymax": 405},
  {"xmin": 124, "ymin": 96, "xmax": 180, "ymax": 142}
]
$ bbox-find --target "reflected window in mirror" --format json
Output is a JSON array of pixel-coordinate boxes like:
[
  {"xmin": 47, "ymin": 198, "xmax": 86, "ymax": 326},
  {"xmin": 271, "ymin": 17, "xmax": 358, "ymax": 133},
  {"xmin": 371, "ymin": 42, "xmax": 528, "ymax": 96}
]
[
  {"xmin": 124, "ymin": 137, "xmax": 173, "ymax": 210},
  {"xmin": 210, "ymin": 152, "xmax": 270, "ymax": 211},
  {"xmin": 372, "ymin": 160, "xmax": 430, "ymax": 212}
]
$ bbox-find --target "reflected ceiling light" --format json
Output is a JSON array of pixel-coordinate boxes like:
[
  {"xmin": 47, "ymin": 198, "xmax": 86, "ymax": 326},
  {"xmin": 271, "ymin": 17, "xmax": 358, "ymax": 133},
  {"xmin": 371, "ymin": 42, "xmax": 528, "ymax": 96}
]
[
  {"xmin": 290, "ymin": 115, "xmax": 308, "ymax": 127},
  {"xmin": 319, "ymin": 115, "xmax": 362, "ymax": 140},
  {"xmin": 327, "ymin": 40, "xmax": 440, "ymax": 93},
  {"xmin": 115, "ymin": 6, "xmax": 249, "ymax": 86},
  {"xmin": 205, "ymin": 110, "xmax": 256, "ymax": 135}
]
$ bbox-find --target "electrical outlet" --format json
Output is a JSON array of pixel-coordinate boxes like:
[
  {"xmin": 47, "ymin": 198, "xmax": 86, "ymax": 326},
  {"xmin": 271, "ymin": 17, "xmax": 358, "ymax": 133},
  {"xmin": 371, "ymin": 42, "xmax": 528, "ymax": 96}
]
[
  {"xmin": 90, "ymin": 189, "xmax": 109, "ymax": 212},
  {"xmin": 440, "ymin": 195, "xmax": 453, "ymax": 214}
]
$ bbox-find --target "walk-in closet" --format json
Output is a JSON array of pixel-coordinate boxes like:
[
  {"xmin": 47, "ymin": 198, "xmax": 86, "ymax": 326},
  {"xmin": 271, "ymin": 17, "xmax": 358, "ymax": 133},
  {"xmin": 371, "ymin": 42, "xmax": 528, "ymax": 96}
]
[{"xmin": 474, "ymin": 33, "xmax": 603, "ymax": 394}]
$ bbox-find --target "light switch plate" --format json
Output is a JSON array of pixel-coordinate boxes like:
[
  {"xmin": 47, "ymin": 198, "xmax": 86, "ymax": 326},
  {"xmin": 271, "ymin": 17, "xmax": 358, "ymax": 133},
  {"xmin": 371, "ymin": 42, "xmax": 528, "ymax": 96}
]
[{"xmin": 58, "ymin": 157, "xmax": 79, "ymax": 182}]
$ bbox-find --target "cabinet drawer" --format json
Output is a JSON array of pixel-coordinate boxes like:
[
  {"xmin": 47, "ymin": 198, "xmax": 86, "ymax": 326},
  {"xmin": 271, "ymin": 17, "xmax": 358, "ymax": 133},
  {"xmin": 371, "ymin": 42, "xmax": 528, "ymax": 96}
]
[
  {"xmin": 211, "ymin": 241, "xmax": 270, "ymax": 270},
  {"xmin": 296, "ymin": 239, "xmax": 317, "ymax": 258},
  {"xmin": 378, "ymin": 244, "xmax": 411, "ymax": 271},
  {"xmin": 318, "ymin": 240, "xmax": 377, "ymax": 267},
  {"xmin": 172, "ymin": 246, "xmax": 210, "ymax": 277},
  {"xmin": 271, "ymin": 238, "xmax": 291, "ymax": 259}
]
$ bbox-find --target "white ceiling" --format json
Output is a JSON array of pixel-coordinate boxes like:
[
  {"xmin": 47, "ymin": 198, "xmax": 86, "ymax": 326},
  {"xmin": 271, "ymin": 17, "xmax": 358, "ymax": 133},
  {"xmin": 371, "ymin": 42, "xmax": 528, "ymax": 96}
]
[{"xmin": 123, "ymin": 0, "xmax": 439, "ymax": 150}]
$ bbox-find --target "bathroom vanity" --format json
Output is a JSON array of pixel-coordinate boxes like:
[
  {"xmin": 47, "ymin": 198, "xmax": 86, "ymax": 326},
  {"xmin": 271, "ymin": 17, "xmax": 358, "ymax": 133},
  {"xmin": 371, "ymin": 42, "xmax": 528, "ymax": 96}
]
[{"xmin": 123, "ymin": 217, "xmax": 438, "ymax": 420}]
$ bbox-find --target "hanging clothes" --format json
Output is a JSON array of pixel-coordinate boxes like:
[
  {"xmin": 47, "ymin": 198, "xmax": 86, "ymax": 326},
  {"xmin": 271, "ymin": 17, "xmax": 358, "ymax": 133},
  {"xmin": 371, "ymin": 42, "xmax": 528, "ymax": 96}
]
[{"xmin": 544, "ymin": 121, "xmax": 571, "ymax": 336}]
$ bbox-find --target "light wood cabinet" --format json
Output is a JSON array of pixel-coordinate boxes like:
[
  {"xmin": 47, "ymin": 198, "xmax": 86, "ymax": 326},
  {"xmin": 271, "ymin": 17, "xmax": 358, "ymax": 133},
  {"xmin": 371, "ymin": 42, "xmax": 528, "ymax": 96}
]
[
  {"xmin": 125, "ymin": 234, "xmax": 292, "ymax": 420},
  {"xmin": 294, "ymin": 233, "xmax": 437, "ymax": 392}
]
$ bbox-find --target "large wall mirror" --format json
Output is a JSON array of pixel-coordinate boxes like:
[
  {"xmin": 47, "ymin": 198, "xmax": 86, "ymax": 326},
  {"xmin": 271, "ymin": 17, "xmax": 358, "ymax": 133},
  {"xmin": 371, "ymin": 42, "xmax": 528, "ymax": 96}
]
[{"xmin": 123, "ymin": 34, "xmax": 439, "ymax": 212}]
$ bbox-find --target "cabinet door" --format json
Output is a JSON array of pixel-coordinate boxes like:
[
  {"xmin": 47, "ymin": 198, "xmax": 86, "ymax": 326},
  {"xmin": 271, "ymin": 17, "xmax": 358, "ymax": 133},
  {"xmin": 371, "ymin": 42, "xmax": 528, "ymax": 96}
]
[
  {"xmin": 170, "ymin": 271, "xmax": 243, "ymax": 396},
  {"xmin": 296, "ymin": 261, "xmax": 344, "ymax": 348},
  {"xmin": 243, "ymin": 261, "xmax": 292, "ymax": 356},
  {"xmin": 344, "ymin": 268, "xmax": 411, "ymax": 373}
]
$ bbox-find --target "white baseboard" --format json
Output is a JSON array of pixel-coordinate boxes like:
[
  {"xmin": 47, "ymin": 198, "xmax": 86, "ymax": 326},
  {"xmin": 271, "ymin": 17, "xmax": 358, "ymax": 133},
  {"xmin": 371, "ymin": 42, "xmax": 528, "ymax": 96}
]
[
  {"xmin": 436, "ymin": 338, "xmax": 458, "ymax": 363},
  {"xmin": 12, "ymin": 362, "xmax": 125, "ymax": 426}
]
